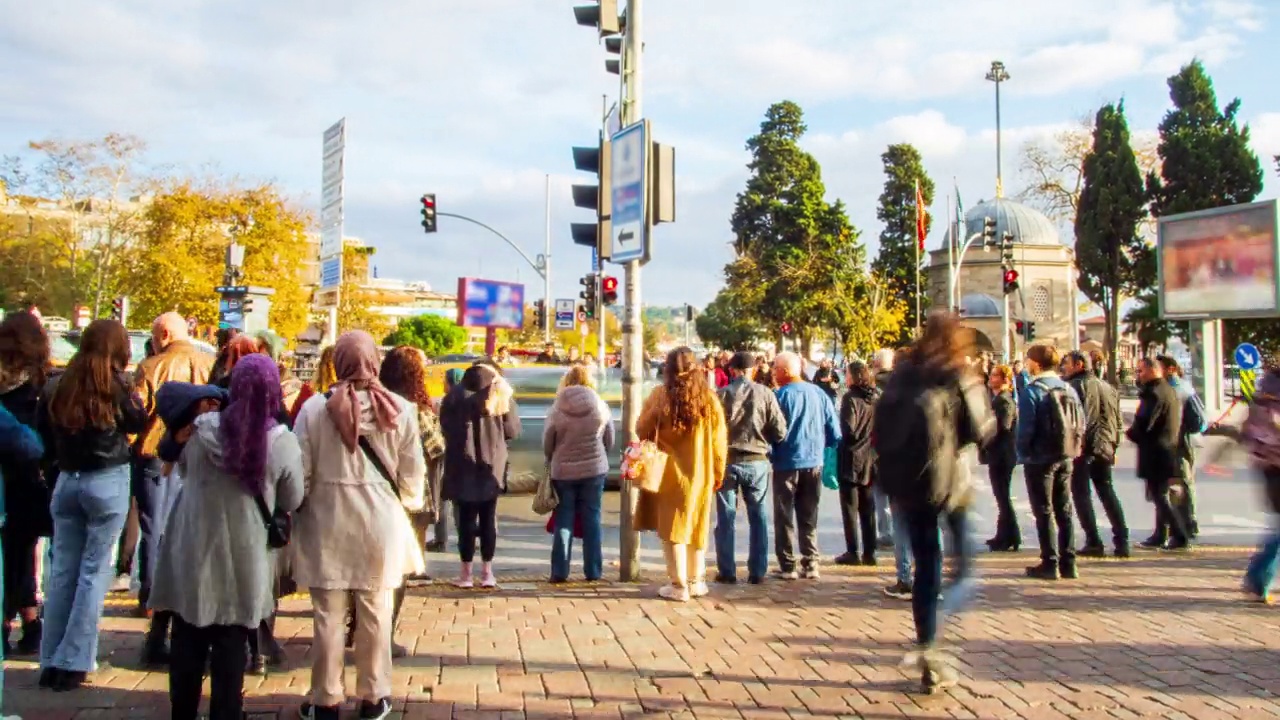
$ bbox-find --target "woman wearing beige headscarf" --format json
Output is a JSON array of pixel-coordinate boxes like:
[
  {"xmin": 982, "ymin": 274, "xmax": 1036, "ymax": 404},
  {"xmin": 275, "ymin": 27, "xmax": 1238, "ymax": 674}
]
[{"xmin": 291, "ymin": 331, "xmax": 427, "ymax": 720}]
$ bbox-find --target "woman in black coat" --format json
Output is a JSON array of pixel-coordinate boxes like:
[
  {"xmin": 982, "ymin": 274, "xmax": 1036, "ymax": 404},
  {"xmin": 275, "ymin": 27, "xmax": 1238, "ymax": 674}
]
[
  {"xmin": 0, "ymin": 311, "xmax": 54, "ymax": 655},
  {"xmin": 439, "ymin": 360, "xmax": 521, "ymax": 588},
  {"xmin": 981, "ymin": 365, "xmax": 1020, "ymax": 552},
  {"xmin": 836, "ymin": 361, "xmax": 879, "ymax": 565}
]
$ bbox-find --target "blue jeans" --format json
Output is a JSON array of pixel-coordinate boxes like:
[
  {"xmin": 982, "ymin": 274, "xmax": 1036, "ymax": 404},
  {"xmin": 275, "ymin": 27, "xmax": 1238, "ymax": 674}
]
[
  {"xmin": 550, "ymin": 475, "xmax": 605, "ymax": 581},
  {"xmin": 891, "ymin": 501, "xmax": 913, "ymax": 584},
  {"xmin": 1245, "ymin": 520, "xmax": 1280, "ymax": 597},
  {"xmin": 715, "ymin": 461, "xmax": 771, "ymax": 582},
  {"xmin": 906, "ymin": 506, "xmax": 975, "ymax": 648},
  {"xmin": 41, "ymin": 465, "xmax": 131, "ymax": 671},
  {"xmin": 130, "ymin": 454, "xmax": 172, "ymax": 604},
  {"xmin": 873, "ymin": 486, "xmax": 893, "ymax": 539}
]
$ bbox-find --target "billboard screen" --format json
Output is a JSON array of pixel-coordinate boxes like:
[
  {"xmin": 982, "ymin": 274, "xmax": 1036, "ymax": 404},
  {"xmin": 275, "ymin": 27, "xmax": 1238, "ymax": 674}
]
[
  {"xmin": 1158, "ymin": 199, "xmax": 1278, "ymax": 319},
  {"xmin": 456, "ymin": 278, "xmax": 525, "ymax": 329}
]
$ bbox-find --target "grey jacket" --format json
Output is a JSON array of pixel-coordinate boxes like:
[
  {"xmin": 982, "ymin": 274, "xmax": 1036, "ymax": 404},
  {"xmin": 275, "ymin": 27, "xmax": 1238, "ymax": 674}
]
[
  {"xmin": 718, "ymin": 376, "xmax": 787, "ymax": 464},
  {"xmin": 1068, "ymin": 371, "xmax": 1122, "ymax": 462},
  {"xmin": 544, "ymin": 385, "xmax": 616, "ymax": 481},
  {"xmin": 148, "ymin": 414, "xmax": 304, "ymax": 628}
]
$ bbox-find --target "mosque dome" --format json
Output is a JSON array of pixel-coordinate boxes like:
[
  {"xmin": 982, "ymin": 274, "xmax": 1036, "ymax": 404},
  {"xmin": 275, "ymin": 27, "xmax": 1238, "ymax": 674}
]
[
  {"xmin": 941, "ymin": 197, "xmax": 1061, "ymax": 250},
  {"xmin": 958, "ymin": 293, "xmax": 1002, "ymax": 318}
]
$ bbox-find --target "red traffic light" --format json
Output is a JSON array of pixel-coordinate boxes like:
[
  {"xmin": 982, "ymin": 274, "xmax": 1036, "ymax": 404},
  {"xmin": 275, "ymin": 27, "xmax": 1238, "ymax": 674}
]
[
  {"xmin": 601, "ymin": 276, "xmax": 618, "ymax": 293},
  {"xmin": 1003, "ymin": 269, "xmax": 1018, "ymax": 284},
  {"xmin": 421, "ymin": 195, "xmax": 434, "ymax": 208},
  {"xmin": 781, "ymin": 322, "xmax": 793, "ymax": 335}
]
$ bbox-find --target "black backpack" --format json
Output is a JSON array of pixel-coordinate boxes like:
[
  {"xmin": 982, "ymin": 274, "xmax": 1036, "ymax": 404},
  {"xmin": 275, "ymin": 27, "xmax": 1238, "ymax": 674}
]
[
  {"xmin": 872, "ymin": 373, "xmax": 959, "ymax": 509},
  {"xmin": 1033, "ymin": 379, "xmax": 1084, "ymax": 461}
]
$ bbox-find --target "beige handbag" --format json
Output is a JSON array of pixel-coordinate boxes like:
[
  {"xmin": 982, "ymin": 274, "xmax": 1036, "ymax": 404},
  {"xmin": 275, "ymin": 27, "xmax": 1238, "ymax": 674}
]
[
  {"xmin": 532, "ymin": 472, "xmax": 559, "ymax": 515},
  {"xmin": 630, "ymin": 425, "xmax": 670, "ymax": 494}
]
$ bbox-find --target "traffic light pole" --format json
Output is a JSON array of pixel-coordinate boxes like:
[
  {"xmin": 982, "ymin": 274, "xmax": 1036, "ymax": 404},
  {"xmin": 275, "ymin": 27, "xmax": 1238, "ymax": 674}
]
[{"xmin": 618, "ymin": 0, "xmax": 644, "ymax": 582}]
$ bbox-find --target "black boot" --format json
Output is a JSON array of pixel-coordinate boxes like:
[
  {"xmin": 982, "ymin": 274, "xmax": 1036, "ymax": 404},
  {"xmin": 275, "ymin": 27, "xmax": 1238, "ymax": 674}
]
[
  {"xmin": 140, "ymin": 616, "xmax": 170, "ymax": 668},
  {"xmin": 15, "ymin": 617, "xmax": 42, "ymax": 655}
]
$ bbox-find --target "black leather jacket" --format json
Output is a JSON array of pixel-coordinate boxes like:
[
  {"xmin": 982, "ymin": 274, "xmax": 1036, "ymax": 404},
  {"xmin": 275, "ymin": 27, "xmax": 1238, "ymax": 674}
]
[{"xmin": 38, "ymin": 372, "xmax": 148, "ymax": 474}]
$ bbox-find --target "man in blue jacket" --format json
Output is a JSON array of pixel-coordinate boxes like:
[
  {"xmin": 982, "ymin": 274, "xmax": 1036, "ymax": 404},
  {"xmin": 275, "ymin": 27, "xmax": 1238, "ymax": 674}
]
[
  {"xmin": 1017, "ymin": 344, "xmax": 1082, "ymax": 581},
  {"xmin": 770, "ymin": 352, "xmax": 841, "ymax": 580}
]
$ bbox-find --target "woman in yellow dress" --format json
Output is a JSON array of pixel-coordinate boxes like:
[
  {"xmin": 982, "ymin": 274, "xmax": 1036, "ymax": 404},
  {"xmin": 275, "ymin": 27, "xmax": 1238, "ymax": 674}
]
[{"xmin": 636, "ymin": 347, "xmax": 728, "ymax": 602}]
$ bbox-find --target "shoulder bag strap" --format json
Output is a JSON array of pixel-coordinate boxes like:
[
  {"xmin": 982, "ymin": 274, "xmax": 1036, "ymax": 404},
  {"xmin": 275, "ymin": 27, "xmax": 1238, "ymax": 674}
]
[
  {"xmin": 358, "ymin": 435, "xmax": 401, "ymax": 499},
  {"xmin": 252, "ymin": 492, "xmax": 274, "ymax": 524}
]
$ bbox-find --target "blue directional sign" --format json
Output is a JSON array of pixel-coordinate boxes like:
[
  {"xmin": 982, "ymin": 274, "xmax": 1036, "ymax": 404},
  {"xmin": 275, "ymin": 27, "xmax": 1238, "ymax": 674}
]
[
  {"xmin": 609, "ymin": 121, "xmax": 649, "ymax": 264},
  {"xmin": 1235, "ymin": 342, "xmax": 1262, "ymax": 371}
]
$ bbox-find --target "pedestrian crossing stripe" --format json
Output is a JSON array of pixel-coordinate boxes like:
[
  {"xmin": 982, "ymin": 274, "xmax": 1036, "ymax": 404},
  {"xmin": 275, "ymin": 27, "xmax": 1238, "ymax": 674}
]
[{"xmin": 1240, "ymin": 369, "xmax": 1256, "ymax": 402}]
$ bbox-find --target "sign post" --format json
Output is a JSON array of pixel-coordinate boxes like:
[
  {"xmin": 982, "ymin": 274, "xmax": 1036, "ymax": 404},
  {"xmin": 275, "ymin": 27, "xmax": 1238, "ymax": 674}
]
[
  {"xmin": 554, "ymin": 299, "xmax": 576, "ymax": 331},
  {"xmin": 318, "ymin": 119, "xmax": 346, "ymax": 343},
  {"xmin": 1236, "ymin": 342, "xmax": 1262, "ymax": 403}
]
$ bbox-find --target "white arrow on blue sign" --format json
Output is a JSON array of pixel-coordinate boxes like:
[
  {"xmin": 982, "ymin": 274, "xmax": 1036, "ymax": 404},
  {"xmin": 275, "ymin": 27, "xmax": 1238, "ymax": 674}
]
[{"xmin": 1235, "ymin": 342, "xmax": 1262, "ymax": 371}]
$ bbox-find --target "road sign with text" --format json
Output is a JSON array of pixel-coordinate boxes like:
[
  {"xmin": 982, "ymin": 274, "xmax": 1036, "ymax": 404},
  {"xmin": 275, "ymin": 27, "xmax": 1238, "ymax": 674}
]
[{"xmin": 609, "ymin": 120, "xmax": 649, "ymax": 264}]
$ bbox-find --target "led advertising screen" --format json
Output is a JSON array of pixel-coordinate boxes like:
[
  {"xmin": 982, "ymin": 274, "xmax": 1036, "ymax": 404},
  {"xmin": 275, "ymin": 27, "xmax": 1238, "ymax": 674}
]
[
  {"xmin": 456, "ymin": 278, "xmax": 525, "ymax": 329},
  {"xmin": 1158, "ymin": 200, "xmax": 1278, "ymax": 319}
]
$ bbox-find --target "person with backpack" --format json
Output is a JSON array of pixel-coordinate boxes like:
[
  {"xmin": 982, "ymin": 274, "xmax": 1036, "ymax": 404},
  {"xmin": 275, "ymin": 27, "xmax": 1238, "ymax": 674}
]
[
  {"xmin": 1017, "ymin": 344, "xmax": 1085, "ymax": 581},
  {"xmin": 1126, "ymin": 357, "xmax": 1190, "ymax": 552},
  {"xmin": 1241, "ymin": 356, "xmax": 1280, "ymax": 604},
  {"xmin": 1063, "ymin": 351, "xmax": 1129, "ymax": 558},
  {"xmin": 1154, "ymin": 355, "xmax": 1205, "ymax": 541},
  {"xmin": 873, "ymin": 311, "xmax": 994, "ymax": 694}
]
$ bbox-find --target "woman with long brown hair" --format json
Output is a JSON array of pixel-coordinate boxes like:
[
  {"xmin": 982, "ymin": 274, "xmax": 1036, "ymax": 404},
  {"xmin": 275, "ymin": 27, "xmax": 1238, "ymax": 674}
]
[
  {"xmin": 36, "ymin": 319, "xmax": 146, "ymax": 691},
  {"xmin": 0, "ymin": 311, "xmax": 53, "ymax": 656},
  {"xmin": 636, "ymin": 347, "xmax": 728, "ymax": 602}
]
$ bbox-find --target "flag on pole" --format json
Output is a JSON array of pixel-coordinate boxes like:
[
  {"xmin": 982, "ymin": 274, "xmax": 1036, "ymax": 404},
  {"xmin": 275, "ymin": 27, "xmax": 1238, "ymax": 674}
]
[
  {"xmin": 915, "ymin": 179, "xmax": 927, "ymax": 252},
  {"xmin": 954, "ymin": 185, "xmax": 964, "ymax": 248}
]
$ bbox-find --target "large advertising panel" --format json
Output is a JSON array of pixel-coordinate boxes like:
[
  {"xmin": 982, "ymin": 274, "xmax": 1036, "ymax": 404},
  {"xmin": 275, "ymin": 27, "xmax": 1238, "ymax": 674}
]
[
  {"xmin": 1158, "ymin": 199, "xmax": 1278, "ymax": 319},
  {"xmin": 456, "ymin": 278, "xmax": 525, "ymax": 329}
]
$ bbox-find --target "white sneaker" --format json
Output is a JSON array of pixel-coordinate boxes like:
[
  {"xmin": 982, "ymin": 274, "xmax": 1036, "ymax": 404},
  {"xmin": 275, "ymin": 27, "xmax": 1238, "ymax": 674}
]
[
  {"xmin": 690, "ymin": 581, "xmax": 709, "ymax": 598},
  {"xmin": 658, "ymin": 584, "xmax": 690, "ymax": 602}
]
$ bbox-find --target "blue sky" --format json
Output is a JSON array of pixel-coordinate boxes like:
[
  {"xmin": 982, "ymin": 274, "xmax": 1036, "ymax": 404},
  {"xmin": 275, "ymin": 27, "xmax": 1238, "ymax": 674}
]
[{"xmin": 2, "ymin": 0, "xmax": 1278, "ymax": 309}]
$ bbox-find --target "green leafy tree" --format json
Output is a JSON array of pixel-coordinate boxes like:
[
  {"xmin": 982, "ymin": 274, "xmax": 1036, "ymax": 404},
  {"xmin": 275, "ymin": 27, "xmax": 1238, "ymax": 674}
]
[
  {"xmin": 1075, "ymin": 102, "xmax": 1150, "ymax": 383},
  {"xmin": 1147, "ymin": 59, "xmax": 1271, "ymax": 352},
  {"xmin": 383, "ymin": 314, "xmax": 468, "ymax": 357},
  {"xmin": 727, "ymin": 101, "xmax": 869, "ymax": 354},
  {"xmin": 871, "ymin": 143, "xmax": 933, "ymax": 340},
  {"xmin": 696, "ymin": 290, "xmax": 761, "ymax": 350}
]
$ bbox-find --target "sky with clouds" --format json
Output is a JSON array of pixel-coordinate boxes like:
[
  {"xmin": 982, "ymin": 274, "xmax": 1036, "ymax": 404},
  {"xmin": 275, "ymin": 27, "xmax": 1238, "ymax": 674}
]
[{"xmin": 2, "ymin": 0, "xmax": 1278, "ymax": 309}]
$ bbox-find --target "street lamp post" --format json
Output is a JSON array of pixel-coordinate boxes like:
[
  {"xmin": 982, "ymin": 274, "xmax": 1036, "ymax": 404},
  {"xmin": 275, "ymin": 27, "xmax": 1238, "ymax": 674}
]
[{"xmin": 985, "ymin": 61, "xmax": 1010, "ymax": 199}]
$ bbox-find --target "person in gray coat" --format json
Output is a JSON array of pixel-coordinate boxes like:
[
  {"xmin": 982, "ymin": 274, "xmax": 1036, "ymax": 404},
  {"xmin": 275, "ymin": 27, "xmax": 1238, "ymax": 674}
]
[
  {"xmin": 148, "ymin": 355, "xmax": 304, "ymax": 720},
  {"xmin": 543, "ymin": 365, "xmax": 615, "ymax": 582}
]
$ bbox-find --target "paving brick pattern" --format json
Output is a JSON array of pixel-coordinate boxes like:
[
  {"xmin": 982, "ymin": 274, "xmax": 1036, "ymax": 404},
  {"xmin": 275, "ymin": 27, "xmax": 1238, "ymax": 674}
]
[{"xmin": 5, "ymin": 549, "xmax": 1279, "ymax": 719}]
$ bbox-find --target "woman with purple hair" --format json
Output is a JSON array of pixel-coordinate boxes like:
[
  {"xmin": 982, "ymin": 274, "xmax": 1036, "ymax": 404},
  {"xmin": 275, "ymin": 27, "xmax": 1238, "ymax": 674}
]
[{"xmin": 147, "ymin": 354, "xmax": 304, "ymax": 720}]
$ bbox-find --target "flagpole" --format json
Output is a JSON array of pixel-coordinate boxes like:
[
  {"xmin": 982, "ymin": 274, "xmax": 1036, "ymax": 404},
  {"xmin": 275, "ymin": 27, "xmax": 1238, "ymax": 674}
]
[
  {"xmin": 914, "ymin": 178, "xmax": 921, "ymax": 336},
  {"xmin": 946, "ymin": 192, "xmax": 953, "ymax": 312}
]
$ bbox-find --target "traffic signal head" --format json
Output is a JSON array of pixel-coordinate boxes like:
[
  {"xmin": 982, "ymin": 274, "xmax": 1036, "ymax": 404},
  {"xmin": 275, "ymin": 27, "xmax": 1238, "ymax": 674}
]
[
  {"xmin": 1026, "ymin": 321, "xmax": 1037, "ymax": 341},
  {"xmin": 601, "ymin": 275, "xmax": 618, "ymax": 305},
  {"xmin": 982, "ymin": 216, "xmax": 997, "ymax": 243},
  {"xmin": 571, "ymin": 137, "xmax": 612, "ymax": 253},
  {"xmin": 573, "ymin": 0, "xmax": 620, "ymax": 37},
  {"xmin": 420, "ymin": 194, "xmax": 437, "ymax": 233},
  {"xmin": 781, "ymin": 322, "xmax": 793, "ymax": 335},
  {"xmin": 110, "ymin": 296, "xmax": 129, "ymax": 325},
  {"xmin": 579, "ymin": 274, "xmax": 598, "ymax": 318},
  {"xmin": 1002, "ymin": 268, "xmax": 1019, "ymax": 295},
  {"xmin": 1015, "ymin": 320, "xmax": 1025, "ymax": 337},
  {"xmin": 533, "ymin": 299, "xmax": 547, "ymax": 327}
]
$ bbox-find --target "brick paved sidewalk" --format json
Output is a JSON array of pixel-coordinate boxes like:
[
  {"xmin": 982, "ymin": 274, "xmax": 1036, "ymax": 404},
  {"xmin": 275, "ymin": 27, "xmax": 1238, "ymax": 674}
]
[{"xmin": 4, "ymin": 549, "xmax": 1279, "ymax": 719}]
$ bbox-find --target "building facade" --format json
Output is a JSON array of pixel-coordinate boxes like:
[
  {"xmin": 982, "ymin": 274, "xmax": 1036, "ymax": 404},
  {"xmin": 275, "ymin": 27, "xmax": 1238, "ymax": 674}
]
[{"xmin": 925, "ymin": 197, "xmax": 1080, "ymax": 358}]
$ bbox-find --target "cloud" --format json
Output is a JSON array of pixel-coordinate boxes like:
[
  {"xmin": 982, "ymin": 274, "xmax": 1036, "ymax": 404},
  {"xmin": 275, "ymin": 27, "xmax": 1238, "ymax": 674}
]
[{"xmin": 0, "ymin": 0, "xmax": 1270, "ymax": 311}]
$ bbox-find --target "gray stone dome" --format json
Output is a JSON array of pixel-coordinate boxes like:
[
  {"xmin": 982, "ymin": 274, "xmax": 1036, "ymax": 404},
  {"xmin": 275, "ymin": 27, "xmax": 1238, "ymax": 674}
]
[
  {"xmin": 959, "ymin": 293, "xmax": 1002, "ymax": 318},
  {"xmin": 941, "ymin": 197, "xmax": 1061, "ymax": 250}
]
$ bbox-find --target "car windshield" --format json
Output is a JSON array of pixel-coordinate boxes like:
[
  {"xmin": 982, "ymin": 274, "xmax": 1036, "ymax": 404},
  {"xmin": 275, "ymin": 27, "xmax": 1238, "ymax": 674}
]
[
  {"xmin": 49, "ymin": 332, "xmax": 78, "ymax": 366},
  {"xmin": 505, "ymin": 366, "xmax": 641, "ymax": 402}
]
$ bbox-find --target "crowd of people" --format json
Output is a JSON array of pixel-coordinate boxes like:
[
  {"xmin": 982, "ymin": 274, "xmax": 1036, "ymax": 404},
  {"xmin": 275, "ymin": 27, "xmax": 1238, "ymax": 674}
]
[{"xmin": 0, "ymin": 304, "xmax": 1277, "ymax": 710}]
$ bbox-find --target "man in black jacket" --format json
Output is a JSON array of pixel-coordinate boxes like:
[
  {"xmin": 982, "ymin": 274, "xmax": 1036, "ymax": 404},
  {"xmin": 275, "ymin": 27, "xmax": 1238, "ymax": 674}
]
[
  {"xmin": 1064, "ymin": 351, "xmax": 1129, "ymax": 558},
  {"xmin": 1125, "ymin": 357, "xmax": 1191, "ymax": 551}
]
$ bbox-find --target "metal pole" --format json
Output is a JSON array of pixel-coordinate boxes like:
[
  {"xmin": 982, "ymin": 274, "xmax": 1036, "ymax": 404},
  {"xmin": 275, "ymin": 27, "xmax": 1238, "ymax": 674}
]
[
  {"xmin": 598, "ymin": 95, "xmax": 609, "ymax": 390},
  {"xmin": 1002, "ymin": 292, "xmax": 1011, "ymax": 363},
  {"xmin": 946, "ymin": 193, "xmax": 954, "ymax": 311},
  {"xmin": 618, "ymin": 0, "xmax": 643, "ymax": 582},
  {"xmin": 544, "ymin": 174, "xmax": 552, "ymax": 343},
  {"xmin": 995, "ymin": 77, "xmax": 1003, "ymax": 198}
]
